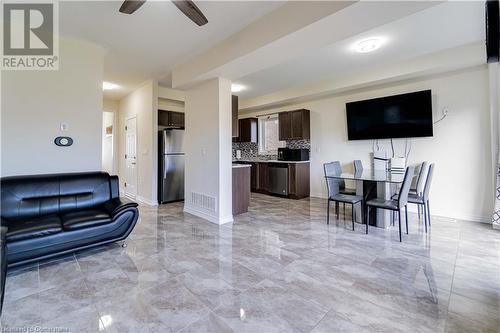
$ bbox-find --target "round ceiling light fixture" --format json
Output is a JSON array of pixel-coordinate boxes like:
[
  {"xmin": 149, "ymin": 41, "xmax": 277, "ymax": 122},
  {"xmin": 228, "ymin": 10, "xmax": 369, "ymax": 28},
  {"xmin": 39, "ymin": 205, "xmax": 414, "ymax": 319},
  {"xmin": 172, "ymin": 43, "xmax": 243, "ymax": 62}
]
[
  {"xmin": 103, "ymin": 81, "xmax": 120, "ymax": 90},
  {"xmin": 353, "ymin": 38, "xmax": 385, "ymax": 53},
  {"xmin": 231, "ymin": 84, "xmax": 245, "ymax": 93}
]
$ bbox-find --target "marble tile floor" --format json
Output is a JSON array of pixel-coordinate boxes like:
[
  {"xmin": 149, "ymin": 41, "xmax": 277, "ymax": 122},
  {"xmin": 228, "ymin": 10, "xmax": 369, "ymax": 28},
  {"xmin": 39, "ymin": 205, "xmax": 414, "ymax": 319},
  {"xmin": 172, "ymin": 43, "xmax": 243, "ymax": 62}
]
[{"xmin": 1, "ymin": 193, "xmax": 499, "ymax": 332}]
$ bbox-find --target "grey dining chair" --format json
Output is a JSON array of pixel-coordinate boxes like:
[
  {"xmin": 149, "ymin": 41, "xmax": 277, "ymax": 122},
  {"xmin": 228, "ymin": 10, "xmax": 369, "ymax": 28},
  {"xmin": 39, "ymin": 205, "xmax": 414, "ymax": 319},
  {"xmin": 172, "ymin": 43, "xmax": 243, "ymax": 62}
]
[
  {"xmin": 354, "ymin": 160, "xmax": 363, "ymax": 173},
  {"xmin": 330, "ymin": 161, "xmax": 356, "ymax": 217},
  {"xmin": 365, "ymin": 166, "xmax": 414, "ymax": 242},
  {"xmin": 324, "ymin": 162, "xmax": 364, "ymax": 230},
  {"xmin": 410, "ymin": 161, "xmax": 429, "ymax": 219},
  {"xmin": 408, "ymin": 163, "xmax": 434, "ymax": 233}
]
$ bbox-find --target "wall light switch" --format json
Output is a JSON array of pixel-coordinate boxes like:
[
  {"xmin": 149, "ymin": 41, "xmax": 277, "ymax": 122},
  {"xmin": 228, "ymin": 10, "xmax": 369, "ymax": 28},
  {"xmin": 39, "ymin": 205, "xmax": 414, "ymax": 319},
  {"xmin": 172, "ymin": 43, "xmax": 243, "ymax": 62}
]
[{"xmin": 60, "ymin": 123, "xmax": 68, "ymax": 131}]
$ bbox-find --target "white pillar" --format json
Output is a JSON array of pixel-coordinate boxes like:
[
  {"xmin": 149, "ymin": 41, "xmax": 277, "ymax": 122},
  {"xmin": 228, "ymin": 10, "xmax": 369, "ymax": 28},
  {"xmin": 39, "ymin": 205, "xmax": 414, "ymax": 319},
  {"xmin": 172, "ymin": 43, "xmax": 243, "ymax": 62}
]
[
  {"xmin": 183, "ymin": 78, "xmax": 233, "ymax": 224},
  {"xmin": 489, "ymin": 63, "xmax": 500, "ymax": 229}
]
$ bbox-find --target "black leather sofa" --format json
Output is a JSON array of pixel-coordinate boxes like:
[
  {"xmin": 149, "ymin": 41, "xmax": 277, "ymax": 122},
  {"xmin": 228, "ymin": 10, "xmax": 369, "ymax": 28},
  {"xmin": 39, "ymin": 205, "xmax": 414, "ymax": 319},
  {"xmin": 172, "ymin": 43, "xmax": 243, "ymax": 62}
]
[{"xmin": 0, "ymin": 172, "xmax": 139, "ymax": 267}]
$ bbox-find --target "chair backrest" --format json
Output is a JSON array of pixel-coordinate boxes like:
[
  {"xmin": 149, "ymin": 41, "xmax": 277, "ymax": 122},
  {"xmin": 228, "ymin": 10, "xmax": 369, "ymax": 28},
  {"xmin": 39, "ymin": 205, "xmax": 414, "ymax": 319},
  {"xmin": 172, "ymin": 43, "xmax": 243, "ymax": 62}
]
[
  {"xmin": 323, "ymin": 162, "xmax": 340, "ymax": 198},
  {"xmin": 415, "ymin": 161, "xmax": 429, "ymax": 194},
  {"xmin": 354, "ymin": 160, "xmax": 363, "ymax": 172},
  {"xmin": 398, "ymin": 166, "xmax": 414, "ymax": 208},
  {"xmin": 422, "ymin": 163, "xmax": 434, "ymax": 201},
  {"xmin": 329, "ymin": 161, "xmax": 346, "ymax": 190}
]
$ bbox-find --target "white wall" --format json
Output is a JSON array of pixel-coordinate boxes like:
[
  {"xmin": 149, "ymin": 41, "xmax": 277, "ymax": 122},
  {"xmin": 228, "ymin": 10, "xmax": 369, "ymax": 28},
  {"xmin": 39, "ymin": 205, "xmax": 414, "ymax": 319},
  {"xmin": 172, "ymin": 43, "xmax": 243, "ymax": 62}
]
[
  {"xmin": 102, "ymin": 111, "xmax": 114, "ymax": 174},
  {"xmin": 1, "ymin": 37, "xmax": 105, "ymax": 176},
  {"xmin": 243, "ymin": 67, "xmax": 493, "ymax": 222},
  {"xmin": 184, "ymin": 78, "xmax": 233, "ymax": 224},
  {"xmin": 117, "ymin": 80, "xmax": 158, "ymax": 205}
]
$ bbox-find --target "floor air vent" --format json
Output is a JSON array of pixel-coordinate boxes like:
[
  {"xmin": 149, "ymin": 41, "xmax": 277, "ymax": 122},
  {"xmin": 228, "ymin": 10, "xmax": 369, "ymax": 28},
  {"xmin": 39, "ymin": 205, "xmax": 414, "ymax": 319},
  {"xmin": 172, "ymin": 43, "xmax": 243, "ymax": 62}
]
[{"xmin": 190, "ymin": 192, "xmax": 216, "ymax": 212}]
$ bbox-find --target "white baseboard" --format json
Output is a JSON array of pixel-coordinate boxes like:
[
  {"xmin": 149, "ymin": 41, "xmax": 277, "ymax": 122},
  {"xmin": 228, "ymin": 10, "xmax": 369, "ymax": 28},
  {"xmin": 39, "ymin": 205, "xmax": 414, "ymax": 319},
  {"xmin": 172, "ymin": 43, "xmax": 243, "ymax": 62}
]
[
  {"xmin": 136, "ymin": 195, "xmax": 158, "ymax": 206},
  {"xmin": 183, "ymin": 205, "xmax": 233, "ymax": 225}
]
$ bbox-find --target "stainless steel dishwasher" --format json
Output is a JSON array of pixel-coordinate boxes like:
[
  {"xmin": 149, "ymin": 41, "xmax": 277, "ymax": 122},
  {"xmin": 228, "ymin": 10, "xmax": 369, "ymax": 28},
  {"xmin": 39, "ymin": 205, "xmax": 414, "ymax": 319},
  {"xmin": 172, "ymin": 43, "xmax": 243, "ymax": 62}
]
[{"xmin": 268, "ymin": 163, "xmax": 288, "ymax": 196}]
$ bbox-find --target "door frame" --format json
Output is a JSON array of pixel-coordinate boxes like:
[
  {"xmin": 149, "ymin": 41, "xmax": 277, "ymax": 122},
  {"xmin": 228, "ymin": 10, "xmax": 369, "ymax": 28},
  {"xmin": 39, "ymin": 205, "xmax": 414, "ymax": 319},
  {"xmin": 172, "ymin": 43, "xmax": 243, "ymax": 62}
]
[{"xmin": 124, "ymin": 115, "xmax": 138, "ymax": 199}]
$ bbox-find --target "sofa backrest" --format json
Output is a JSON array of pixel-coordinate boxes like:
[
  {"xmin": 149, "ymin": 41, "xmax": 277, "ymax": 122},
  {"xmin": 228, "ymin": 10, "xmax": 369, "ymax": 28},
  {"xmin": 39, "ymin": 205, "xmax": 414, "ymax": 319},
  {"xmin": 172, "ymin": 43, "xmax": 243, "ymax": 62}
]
[{"xmin": 1, "ymin": 172, "xmax": 116, "ymax": 220}]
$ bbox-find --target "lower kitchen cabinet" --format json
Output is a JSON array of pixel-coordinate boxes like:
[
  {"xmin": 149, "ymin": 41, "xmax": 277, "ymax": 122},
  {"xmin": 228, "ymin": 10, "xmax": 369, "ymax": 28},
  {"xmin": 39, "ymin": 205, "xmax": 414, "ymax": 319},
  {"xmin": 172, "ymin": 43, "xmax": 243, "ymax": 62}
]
[
  {"xmin": 248, "ymin": 162, "xmax": 309, "ymax": 199},
  {"xmin": 288, "ymin": 163, "xmax": 310, "ymax": 199},
  {"xmin": 257, "ymin": 162, "xmax": 269, "ymax": 193}
]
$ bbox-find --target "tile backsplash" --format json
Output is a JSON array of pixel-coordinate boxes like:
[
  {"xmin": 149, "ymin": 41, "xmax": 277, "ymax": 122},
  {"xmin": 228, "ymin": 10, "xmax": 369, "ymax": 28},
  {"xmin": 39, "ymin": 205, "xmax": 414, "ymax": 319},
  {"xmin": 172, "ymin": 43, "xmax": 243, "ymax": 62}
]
[{"xmin": 232, "ymin": 140, "xmax": 310, "ymax": 160}]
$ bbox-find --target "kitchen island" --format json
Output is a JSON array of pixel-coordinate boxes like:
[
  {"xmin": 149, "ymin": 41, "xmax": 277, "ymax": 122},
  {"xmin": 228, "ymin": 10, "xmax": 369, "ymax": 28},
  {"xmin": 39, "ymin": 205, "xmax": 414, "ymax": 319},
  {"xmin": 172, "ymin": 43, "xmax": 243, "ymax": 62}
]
[{"xmin": 232, "ymin": 164, "xmax": 251, "ymax": 215}]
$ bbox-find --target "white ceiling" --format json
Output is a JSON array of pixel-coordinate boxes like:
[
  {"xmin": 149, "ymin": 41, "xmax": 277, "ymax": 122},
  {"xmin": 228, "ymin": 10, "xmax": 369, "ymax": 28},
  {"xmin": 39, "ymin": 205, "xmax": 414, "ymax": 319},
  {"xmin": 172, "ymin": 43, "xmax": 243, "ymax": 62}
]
[
  {"xmin": 59, "ymin": 1, "xmax": 284, "ymax": 100},
  {"xmin": 233, "ymin": 1, "xmax": 486, "ymax": 99}
]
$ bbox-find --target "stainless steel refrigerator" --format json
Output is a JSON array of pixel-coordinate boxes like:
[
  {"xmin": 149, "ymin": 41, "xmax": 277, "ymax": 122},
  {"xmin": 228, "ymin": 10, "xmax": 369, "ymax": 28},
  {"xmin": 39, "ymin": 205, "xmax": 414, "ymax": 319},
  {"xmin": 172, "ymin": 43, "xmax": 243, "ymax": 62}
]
[{"xmin": 158, "ymin": 129, "xmax": 185, "ymax": 203}]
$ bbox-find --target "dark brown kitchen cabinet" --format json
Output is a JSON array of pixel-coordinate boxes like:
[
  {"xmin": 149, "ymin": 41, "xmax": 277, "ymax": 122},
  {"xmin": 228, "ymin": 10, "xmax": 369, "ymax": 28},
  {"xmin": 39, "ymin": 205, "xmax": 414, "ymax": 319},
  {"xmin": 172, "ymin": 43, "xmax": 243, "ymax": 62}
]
[
  {"xmin": 237, "ymin": 118, "xmax": 258, "ymax": 143},
  {"xmin": 257, "ymin": 162, "xmax": 269, "ymax": 193},
  {"xmin": 279, "ymin": 109, "xmax": 310, "ymax": 140},
  {"xmin": 250, "ymin": 162, "xmax": 258, "ymax": 191},
  {"xmin": 232, "ymin": 95, "xmax": 239, "ymax": 138},
  {"xmin": 278, "ymin": 112, "xmax": 291, "ymax": 141},
  {"xmin": 288, "ymin": 163, "xmax": 310, "ymax": 199},
  {"xmin": 158, "ymin": 110, "xmax": 185, "ymax": 128}
]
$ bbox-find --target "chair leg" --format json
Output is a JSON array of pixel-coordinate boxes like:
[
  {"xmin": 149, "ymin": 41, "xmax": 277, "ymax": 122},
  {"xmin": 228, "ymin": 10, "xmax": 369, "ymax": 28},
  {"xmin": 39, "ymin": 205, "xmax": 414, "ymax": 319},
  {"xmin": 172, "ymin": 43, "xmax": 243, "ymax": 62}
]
[
  {"xmin": 423, "ymin": 202, "xmax": 428, "ymax": 233},
  {"xmin": 336, "ymin": 202, "xmax": 339, "ymax": 219},
  {"xmin": 366, "ymin": 206, "xmax": 369, "ymax": 234},
  {"xmin": 343, "ymin": 203, "xmax": 346, "ymax": 218},
  {"xmin": 327, "ymin": 200, "xmax": 330, "ymax": 225},
  {"xmin": 427, "ymin": 200, "xmax": 431, "ymax": 226},
  {"xmin": 351, "ymin": 203, "xmax": 355, "ymax": 231},
  {"xmin": 417, "ymin": 204, "xmax": 421, "ymax": 220},
  {"xmin": 398, "ymin": 210, "xmax": 402, "ymax": 242},
  {"xmin": 405, "ymin": 205, "xmax": 409, "ymax": 235}
]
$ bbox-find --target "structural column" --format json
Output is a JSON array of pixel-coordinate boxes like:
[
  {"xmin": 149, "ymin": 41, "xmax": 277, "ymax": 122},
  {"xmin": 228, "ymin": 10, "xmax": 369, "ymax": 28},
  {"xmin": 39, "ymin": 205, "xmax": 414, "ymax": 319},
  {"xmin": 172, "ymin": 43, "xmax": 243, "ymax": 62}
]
[{"xmin": 183, "ymin": 78, "xmax": 233, "ymax": 224}]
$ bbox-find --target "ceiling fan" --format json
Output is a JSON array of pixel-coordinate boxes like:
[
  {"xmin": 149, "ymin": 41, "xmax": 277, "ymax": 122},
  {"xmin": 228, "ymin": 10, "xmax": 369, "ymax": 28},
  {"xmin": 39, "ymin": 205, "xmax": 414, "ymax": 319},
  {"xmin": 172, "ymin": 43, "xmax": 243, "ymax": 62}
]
[{"xmin": 119, "ymin": 0, "xmax": 208, "ymax": 26}]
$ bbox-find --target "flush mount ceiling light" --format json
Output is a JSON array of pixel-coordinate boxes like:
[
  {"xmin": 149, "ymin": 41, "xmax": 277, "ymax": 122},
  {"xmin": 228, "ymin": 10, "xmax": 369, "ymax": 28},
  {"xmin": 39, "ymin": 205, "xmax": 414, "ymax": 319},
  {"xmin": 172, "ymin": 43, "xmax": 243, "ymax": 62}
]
[
  {"xmin": 231, "ymin": 84, "xmax": 245, "ymax": 93},
  {"xmin": 353, "ymin": 38, "xmax": 385, "ymax": 53},
  {"xmin": 103, "ymin": 82, "xmax": 119, "ymax": 90}
]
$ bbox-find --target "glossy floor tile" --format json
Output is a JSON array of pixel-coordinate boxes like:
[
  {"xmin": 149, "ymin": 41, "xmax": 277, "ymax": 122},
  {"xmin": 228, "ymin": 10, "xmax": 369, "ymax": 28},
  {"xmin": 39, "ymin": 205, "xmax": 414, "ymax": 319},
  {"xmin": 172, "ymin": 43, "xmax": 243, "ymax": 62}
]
[{"xmin": 2, "ymin": 193, "xmax": 499, "ymax": 332}]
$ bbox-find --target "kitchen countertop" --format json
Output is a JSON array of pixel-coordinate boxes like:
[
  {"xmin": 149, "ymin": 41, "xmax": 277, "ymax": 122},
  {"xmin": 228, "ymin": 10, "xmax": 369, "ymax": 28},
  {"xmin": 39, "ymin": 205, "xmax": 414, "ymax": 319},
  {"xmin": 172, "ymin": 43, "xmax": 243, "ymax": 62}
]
[
  {"xmin": 232, "ymin": 163, "xmax": 252, "ymax": 168},
  {"xmin": 233, "ymin": 160, "xmax": 310, "ymax": 164}
]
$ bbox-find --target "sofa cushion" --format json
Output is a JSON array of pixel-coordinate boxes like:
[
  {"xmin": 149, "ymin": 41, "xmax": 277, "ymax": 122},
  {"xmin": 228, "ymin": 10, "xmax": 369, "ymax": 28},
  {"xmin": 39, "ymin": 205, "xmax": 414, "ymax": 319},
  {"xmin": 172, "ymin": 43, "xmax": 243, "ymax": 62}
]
[
  {"xmin": 61, "ymin": 209, "xmax": 112, "ymax": 231},
  {"xmin": 6, "ymin": 215, "xmax": 62, "ymax": 242}
]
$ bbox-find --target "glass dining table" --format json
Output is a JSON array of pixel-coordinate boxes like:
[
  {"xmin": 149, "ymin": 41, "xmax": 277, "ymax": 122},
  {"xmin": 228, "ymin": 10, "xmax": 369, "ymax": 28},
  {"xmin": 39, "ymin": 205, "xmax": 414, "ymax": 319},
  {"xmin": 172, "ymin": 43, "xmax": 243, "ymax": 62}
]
[{"xmin": 325, "ymin": 169, "xmax": 405, "ymax": 228}]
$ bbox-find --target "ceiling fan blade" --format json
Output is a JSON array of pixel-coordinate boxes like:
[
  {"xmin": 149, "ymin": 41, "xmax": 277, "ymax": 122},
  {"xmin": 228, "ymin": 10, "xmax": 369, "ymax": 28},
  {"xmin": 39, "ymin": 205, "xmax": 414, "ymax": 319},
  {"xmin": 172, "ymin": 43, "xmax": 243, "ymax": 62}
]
[
  {"xmin": 172, "ymin": 0, "xmax": 208, "ymax": 26},
  {"xmin": 119, "ymin": 0, "xmax": 146, "ymax": 14}
]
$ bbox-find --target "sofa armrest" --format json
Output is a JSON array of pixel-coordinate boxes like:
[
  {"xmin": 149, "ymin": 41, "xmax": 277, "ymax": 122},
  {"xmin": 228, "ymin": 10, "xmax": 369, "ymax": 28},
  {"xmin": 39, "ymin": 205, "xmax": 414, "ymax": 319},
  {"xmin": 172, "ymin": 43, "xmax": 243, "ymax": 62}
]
[{"xmin": 103, "ymin": 197, "xmax": 138, "ymax": 217}]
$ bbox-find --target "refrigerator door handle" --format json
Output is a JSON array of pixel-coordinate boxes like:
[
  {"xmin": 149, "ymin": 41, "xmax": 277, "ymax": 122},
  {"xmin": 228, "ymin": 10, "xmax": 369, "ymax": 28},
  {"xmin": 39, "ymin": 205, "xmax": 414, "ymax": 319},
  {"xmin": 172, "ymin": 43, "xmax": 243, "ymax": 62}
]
[{"xmin": 164, "ymin": 155, "xmax": 168, "ymax": 179}]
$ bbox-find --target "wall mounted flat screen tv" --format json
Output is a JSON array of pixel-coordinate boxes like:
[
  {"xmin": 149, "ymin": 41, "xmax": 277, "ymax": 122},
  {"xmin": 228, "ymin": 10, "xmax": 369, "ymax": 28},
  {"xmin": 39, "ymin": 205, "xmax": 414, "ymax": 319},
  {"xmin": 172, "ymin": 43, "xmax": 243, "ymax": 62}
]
[{"xmin": 346, "ymin": 90, "xmax": 433, "ymax": 140}]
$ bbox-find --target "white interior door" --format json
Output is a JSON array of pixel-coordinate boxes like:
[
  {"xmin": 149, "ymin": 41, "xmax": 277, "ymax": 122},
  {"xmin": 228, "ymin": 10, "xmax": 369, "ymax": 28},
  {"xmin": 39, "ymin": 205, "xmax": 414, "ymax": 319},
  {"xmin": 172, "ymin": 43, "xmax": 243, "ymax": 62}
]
[{"xmin": 125, "ymin": 117, "xmax": 137, "ymax": 198}]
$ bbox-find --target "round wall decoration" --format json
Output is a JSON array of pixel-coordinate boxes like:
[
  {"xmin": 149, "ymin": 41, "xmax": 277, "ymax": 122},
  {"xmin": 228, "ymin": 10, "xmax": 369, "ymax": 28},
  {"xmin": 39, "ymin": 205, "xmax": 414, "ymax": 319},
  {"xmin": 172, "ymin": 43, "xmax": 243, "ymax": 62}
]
[{"xmin": 54, "ymin": 136, "xmax": 73, "ymax": 147}]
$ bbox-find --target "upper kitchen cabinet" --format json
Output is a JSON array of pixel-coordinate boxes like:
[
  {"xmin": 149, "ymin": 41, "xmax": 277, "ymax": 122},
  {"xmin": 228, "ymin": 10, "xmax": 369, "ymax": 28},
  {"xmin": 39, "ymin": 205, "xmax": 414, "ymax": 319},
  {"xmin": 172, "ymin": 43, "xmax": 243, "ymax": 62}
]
[
  {"xmin": 232, "ymin": 95, "xmax": 239, "ymax": 138},
  {"xmin": 159, "ymin": 110, "xmax": 185, "ymax": 128},
  {"xmin": 238, "ymin": 118, "xmax": 258, "ymax": 143},
  {"xmin": 279, "ymin": 109, "xmax": 310, "ymax": 140}
]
